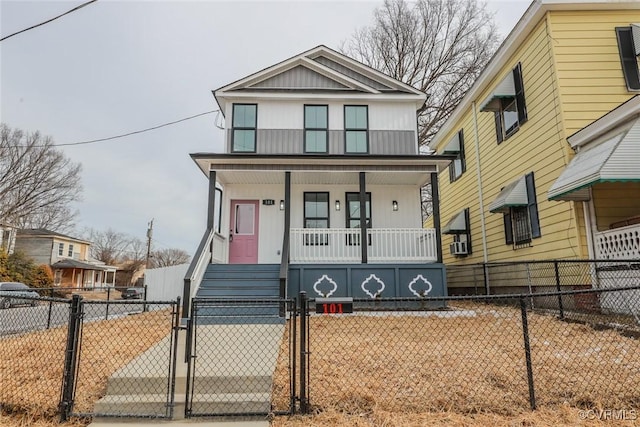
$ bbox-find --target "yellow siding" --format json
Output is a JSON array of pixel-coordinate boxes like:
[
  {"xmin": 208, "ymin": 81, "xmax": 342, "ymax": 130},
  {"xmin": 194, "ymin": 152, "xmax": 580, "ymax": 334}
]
[
  {"xmin": 592, "ymin": 182, "xmax": 640, "ymax": 231},
  {"xmin": 435, "ymin": 9, "xmax": 640, "ymax": 268},
  {"xmin": 549, "ymin": 10, "xmax": 640, "ymax": 136},
  {"xmin": 436, "ymin": 15, "xmax": 583, "ymax": 265}
]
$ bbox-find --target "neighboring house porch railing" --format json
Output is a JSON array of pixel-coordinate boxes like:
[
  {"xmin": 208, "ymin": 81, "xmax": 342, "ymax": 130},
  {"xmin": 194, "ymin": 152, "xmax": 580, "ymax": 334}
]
[
  {"xmin": 595, "ymin": 223, "xmax": 640, "ymax": 259},
  {"xmin": 290, "ymin": 228, "xmax": 437, "ymax": 264}
]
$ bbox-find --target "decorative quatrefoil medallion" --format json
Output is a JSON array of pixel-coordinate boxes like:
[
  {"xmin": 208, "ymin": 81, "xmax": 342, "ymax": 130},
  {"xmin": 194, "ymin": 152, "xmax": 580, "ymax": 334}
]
[
  {"xmin": 313, "ymin": 274, "xmax": 338, "ymax": 297},
  {"xmin": 408, "ymin": 274, "xmax": 433, "ymax": 298}
]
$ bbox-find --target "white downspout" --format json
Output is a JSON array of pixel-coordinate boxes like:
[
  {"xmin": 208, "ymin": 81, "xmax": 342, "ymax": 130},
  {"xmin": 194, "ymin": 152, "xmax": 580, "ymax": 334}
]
[{"xmin": 472, "ymin": 102, "xmax": 489, "ymax": 264}]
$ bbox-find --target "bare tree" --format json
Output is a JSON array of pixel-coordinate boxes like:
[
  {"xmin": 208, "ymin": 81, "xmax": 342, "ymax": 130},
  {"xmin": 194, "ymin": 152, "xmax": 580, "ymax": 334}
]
[
  {"xmin": 341, "ymin": 0, "xmax": 499, "ymax": 146},
  {"xmin": 150, "ymin": 248, "xmax": 190, "ymax": 268},
  {"xmin": 0, "ymin": 124, "xmax": 82, "ymax": 231},
  {"xmin": 85, "ymin": 227, "xmax": 132, "ymax": 265}
]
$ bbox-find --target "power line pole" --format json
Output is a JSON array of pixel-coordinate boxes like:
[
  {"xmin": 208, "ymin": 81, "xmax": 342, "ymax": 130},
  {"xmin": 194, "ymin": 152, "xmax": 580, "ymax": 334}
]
[{"xmin": 145, "ymin": 219, "xmax": 154, "ymax": 269}]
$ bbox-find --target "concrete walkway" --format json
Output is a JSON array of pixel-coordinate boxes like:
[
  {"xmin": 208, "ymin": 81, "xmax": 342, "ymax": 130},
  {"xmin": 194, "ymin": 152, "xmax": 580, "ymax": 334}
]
[{"xmin": 88, "ymin": 323, "xmax": 285, "ymax": 426}]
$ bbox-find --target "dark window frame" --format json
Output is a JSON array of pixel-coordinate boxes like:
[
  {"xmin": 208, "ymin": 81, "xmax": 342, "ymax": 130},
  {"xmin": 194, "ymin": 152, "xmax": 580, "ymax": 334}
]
[
  {"xmin": 68, "ymin": 244, "xmax": 74, "ymax": 257},
  {"xmin": 449, "ymin": 129, "xmax": 466, "ymax": 183},
  {"xmin": 231, "ymin": 103, "xmax": 258, "ymax": 153},
  {"xmin": 451, "ymin": 207, "xmax": 472, "ymax": 256},
  {"xmin": 503, "ymin": 172, "xmax": 541, "ymax": 247},
  {"xmin": 344, "ymin": 105, "xmax": 369, "ymax": 154},
  {"xmin": 345, "ymin": 192, "xmax": 372, "ymax": 245},
  {"xmin": 494, "ymin": 63, "xmax": 528, "ymax": 144},
  {"xmin": 303, "ymin": 192, "xmax": 330, "ymax": 246},
  {"xmin": 304, "ymin": 104, "xmax": 329, "ymax": 153}
]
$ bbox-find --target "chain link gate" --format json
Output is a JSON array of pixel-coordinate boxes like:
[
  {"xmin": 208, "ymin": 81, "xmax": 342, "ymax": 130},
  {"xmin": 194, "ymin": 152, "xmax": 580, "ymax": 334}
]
[
  {"xmin": 61, "ymin": 297, "xmax": 181, "ymax": 420},
  {"xmin": 185, "ymin": 298, "xmax": 297, "ymax": 418}
]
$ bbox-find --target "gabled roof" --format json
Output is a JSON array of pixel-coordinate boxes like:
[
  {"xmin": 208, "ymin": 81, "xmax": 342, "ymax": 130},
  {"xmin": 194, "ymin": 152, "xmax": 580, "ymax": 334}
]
[
  {"xmin": 17, "ymin": 229, "xmax": 91, "ymax": 245},
  {"xmin": 214, "ymin": 45, "xmax": 426, "ymax": 113}
]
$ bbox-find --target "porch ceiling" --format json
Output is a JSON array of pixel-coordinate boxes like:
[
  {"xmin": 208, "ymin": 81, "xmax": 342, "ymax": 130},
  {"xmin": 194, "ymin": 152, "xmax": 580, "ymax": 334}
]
[
  {"xmin": 212, "ymin": 170, "xmax": 433, "ymax": 185},
  {"xmin": 191, "ymin": 153, "xmax": 453, "ymax": 186}
]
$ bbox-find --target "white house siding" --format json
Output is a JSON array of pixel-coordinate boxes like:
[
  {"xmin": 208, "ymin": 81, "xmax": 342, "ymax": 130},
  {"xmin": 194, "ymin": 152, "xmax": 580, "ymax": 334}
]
[
  {"xmin": 225, "ymin": 100, "xmax": 418, "ymax": 155},
  {"xmin": 222, "ymin": 182, "xmax": 422, "ymax": 264}
]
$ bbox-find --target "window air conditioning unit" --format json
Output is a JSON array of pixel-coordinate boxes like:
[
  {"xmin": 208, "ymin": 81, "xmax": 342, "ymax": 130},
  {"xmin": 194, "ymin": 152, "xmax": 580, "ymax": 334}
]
[{"xmin": 450, "ymin": 241, "xmax": 468, "ymax": 255}]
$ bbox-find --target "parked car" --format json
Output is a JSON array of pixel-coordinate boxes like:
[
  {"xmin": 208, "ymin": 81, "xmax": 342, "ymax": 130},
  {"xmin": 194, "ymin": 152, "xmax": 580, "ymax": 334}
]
[
  {"xmin": 120, "ymin": 287, "xmax": 144, "ymax": 300},
  {"xmin": 0, "ymin": 282, "xmax": 40, "ymax": 309}
]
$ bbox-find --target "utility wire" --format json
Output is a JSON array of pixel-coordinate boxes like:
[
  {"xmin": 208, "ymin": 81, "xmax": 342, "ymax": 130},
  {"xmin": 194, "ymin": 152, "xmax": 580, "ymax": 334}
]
[
  {"xmin": 12, "ymin": 110, "xmax": 219, "ymax": 148},
  {"xmin": 1, "ymin": 0, "xmax": 99, "ymax": 42}
]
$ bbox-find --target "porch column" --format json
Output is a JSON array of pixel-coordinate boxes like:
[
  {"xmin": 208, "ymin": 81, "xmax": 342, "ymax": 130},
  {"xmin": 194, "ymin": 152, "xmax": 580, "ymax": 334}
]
[
  {"xmin": 207, "ymin": 170, "xmax": 217, "ymax": 230},
  {"xmin": 359, "ymin": 172, "xmax": 368, "ymax": 264},
  {"xmin": 431, "ymin": 172, "xmax": 443, "ymax": 263}
]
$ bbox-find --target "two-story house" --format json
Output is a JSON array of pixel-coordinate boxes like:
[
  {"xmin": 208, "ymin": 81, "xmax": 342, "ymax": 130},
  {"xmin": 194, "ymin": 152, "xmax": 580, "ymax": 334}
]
[
  {"xmin": 15, "ymin": 229, "xmax": 116, "ymax": 288},
  {"xmin": 183, "ymin": 45, "xmax": 453, "ymax": 317},
  {"xmin": 427, "ymin": 0, "xmax": 640, "ymax": 293}
]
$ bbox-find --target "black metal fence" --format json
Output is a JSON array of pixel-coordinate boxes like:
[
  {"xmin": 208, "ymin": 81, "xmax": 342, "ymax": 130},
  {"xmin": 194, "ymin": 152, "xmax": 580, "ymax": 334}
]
[
  {"xmin": 0, "ymin": 293, "xmax": 179, "ymax": 422},
  {"xmin": 298, "ymin": 284, "xmax": 640, "ymax": 415},
  {"xmin": 68, "ymin": 298, "xmax": 180, "ymax": 419},
  {"xmin": 446, "ymin": 259, "xmax": 640, "ymax": 297},
  {"xmin": 185, "ymin": 298, "xmax": 296, "ymax": 418}
]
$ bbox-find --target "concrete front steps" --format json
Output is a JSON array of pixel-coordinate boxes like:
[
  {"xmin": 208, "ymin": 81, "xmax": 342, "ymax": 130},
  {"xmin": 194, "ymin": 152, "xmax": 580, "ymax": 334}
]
[
  {"xmin": 91, "ymin": 323, "xmax": 285, "ymax": 421},
  {"xmin": 195, "ymin": 264, "xmax": 283, "ymax": 325}
]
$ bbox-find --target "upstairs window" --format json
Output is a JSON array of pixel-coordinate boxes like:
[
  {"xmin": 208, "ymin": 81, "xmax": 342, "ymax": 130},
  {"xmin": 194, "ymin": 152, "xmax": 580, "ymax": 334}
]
[
  {"xmin": 615, "ymin": 26, "xmax": 640, "ymax": 91},
  {"xmin": 480, "ymin": 62, "xmax": 527, "ymax": 143},
  {"xmin": 304, "ymin": 105, "xmax": 328, "ymax": 153},
  {"xmin": 68, "ymin": 244, "xmax": 74, "ymax": 257},
  {"xmin": 442, "ymin": 129, "xmax": 466, "ymax": 182},
  {"xmin": 58, "ymin": 243, "xmax": 64, "ymax": 256},
  {"xmin": 232, "ymin": 104, "xmax": 257, "ymax": 152},
  {"xmin": 344, "ymin": 105, "xmax": 368, "ymax": 153}
]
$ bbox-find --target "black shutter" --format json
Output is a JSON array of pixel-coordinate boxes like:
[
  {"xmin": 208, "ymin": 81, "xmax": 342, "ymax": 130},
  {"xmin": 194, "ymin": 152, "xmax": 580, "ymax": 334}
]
[
  {"xmin": 615, "ymin": 27, "xmax": 640, "ymax": 91},
  {"xmin": 504, "ymin": 211, "xmax": 513, "ymax": 245},
  {"xmin": 513, "ymin": 63, "xmax": 528, "ymax": 125},
  {"xmin": 464, "ymin": 207, "xmax": 472, "ymax": 255},
  {"xmin": 459, "ymin": 129, "xmax": 466, "ymax": 173},
  {"xmin": 494, "ymin": 111, "xmax": 504, "ymax": 144},
  {"xmin": 525, "ymin": 172, "xmax": 541, "ymax": 238}
]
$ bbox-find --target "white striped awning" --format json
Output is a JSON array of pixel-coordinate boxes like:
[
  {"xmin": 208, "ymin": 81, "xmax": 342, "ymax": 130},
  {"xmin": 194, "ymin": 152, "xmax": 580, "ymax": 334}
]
[
  {"xmin": 488, "ymin": 176, "xmax": 528, "ymax": 213},
  {"xmin": 548, "ymin": 118, "xmax": 640, "ymax": 201},
  {"xmin": 479, "ymin": 73, "xmax": 516, "ymax": 112},
  {"xmin": 442, "ymin": 210, "xmax": 467, "ymax": 234}
]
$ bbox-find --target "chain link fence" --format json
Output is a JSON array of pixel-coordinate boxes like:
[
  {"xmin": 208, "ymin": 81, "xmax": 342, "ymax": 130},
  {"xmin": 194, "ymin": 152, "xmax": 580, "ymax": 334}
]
[
  {"xmin": 0, "ymin": 294, "xmax": 72, "ymax": 418},
  {"xmin": 186, "ymin": 298, "xmax": 296, "ymax": 417},
  {"xmin": 299, "ymin": 284, "xmax": 640, "ymax": 415},
  {"xmin": 68, "ymin": 299, "xmax": 180, "ymax": 419}
]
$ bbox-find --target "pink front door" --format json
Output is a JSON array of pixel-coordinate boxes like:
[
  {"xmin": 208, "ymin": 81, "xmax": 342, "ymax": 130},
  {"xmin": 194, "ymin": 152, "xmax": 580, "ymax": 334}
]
[{"xmin": 229, "ymin": 200, "xmax": 260, "ymax": 264}]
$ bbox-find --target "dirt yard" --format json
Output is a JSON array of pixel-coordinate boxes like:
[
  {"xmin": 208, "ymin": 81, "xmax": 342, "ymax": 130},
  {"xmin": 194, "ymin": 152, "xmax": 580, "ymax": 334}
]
[{"xmin": 1, "ymin": 302, "xmax": 639, "ymax": 426}]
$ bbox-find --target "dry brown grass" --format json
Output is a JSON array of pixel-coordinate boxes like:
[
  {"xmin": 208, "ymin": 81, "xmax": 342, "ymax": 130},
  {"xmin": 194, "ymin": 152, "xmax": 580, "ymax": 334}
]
[
  {"xmin": 2, "ymin": 302, "xmax": 639, "ymax": 426},
  {"xmin": 272, "ymin": 302, "xmax": 640, "ymax": 425},
  {"xmin": 1, "ymin": 309, "xmax": 171, "ymax": 425}
]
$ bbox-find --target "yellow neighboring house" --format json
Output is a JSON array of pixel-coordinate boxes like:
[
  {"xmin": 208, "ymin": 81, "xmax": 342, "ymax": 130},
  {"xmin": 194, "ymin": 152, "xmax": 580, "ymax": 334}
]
[{"xmin": 428, "ymin": 0, "xmax": 640, "ymax": 269}]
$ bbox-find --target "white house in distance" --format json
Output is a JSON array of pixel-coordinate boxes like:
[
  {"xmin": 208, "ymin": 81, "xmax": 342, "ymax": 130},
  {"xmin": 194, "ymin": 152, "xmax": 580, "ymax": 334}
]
[{"xmin": 183, "ymin": 46, "xmax": 453, "ymax": 319}]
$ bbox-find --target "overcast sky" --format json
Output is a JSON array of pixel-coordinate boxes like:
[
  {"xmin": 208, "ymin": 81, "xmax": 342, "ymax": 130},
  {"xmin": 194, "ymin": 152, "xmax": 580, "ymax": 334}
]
[{"xmin": 1, "ymin": 0, "xmax": 530, "ymax": 255}]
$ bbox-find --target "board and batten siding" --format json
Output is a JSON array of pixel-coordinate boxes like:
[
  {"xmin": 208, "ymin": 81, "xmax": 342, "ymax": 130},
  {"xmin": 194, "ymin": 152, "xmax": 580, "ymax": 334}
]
[
  {"xmin": 549, "ymin": 10, "xmax": 640, "ymax": 137},
  {"xmin": 436, "ymin": 15, "xmax": 590, "ymax": 266},
  {"xmin": 225, "ymin": 100, "xmax": 418, "ymax": 155}
]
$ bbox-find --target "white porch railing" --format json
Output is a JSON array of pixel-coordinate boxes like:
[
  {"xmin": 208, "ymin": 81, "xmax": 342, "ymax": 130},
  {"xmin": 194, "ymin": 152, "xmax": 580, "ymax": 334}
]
[
  {"xmin": 595, "ymin": 224, "xmax": 640, "ymax": 259},
  {"xmin": 212, "ymin": 232, "xmax": 227, "ymax": 264},
  {"xmin": 290, "ymin": 228, "xmax": 438, "ymax": 264}
]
